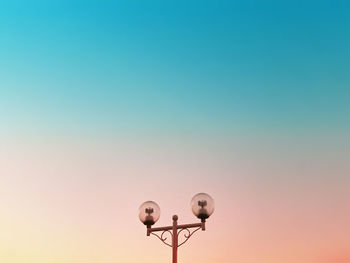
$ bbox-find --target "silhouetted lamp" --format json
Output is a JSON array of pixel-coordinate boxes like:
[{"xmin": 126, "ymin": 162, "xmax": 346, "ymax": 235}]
[
  {"xmin": 138, "ymin": 201, "xmax": 160, "ymax": 227},
  {"xmin": 139, "ymin": 193, "xmax": 215, "ymax": 263},
  {"xmin": 190, "ymin": 193, "xmax": 215, "ymax": 222}
]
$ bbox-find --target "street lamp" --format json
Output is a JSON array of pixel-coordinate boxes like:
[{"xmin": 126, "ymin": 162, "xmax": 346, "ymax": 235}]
[{"xmin": 138, "ymin": 193, "xmax": 214, "ymax": 263}]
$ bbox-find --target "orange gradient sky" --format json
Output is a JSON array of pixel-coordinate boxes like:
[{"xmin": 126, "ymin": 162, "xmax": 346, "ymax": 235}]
[{"xmin": 1, "ymin": 131, "xmax": 349, "ymax": 263}]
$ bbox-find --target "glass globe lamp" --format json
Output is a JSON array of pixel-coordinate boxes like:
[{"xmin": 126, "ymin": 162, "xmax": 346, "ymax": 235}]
[
  {"xmin": 190, "ymin": 193, "xmax": 214, "ymax": 221},
  {"xmin": 138, "ymin": 201, "xmax": 160, "ymax": 226}
]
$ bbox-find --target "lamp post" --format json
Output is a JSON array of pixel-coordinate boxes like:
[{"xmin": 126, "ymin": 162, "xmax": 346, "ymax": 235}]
[{"xmin": 138, "ymin": 193, "xmax": 214, "ymax": 263}]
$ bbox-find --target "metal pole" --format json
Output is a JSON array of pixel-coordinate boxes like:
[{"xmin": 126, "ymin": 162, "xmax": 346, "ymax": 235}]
[{"xmin": 172, "ymin": 215, "xmax": 178, "ymax": 263}]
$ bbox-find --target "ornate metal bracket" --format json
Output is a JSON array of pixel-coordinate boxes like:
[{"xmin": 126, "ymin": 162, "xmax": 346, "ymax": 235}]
[
  {"xmin": 151, "ymin": 230, "xmax": 173, "ymax": 247},
  {"xmin": 177, "ymin": 226, "xmax": 201, "ymax": 247},
  {"xmin": 149, "ymin": 224, "xmax": 203, "ymax": 248}
]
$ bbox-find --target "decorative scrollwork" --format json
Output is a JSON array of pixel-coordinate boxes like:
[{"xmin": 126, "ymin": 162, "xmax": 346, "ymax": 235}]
[
  {"xmin": 177, "ymin": 227, "xmax": 201, "ymax": 247},
  {"xmin": 151, "ymin": 230, "xmax": 173, "ymax": 247}
]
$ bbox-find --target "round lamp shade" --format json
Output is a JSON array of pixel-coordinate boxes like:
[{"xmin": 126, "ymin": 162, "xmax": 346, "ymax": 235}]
[
  {"xmin": 138, "ymin": 201, "xmax": 160, "ymax": 226},
  {"xmin": 191, "ymin": 193, "xmax": 214, "ymax": 220}
]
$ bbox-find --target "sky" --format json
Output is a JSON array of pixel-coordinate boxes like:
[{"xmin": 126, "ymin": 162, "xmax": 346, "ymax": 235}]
[{"xmin": 0, "ymin": 1, "xmax": 350, "ymax": 263}]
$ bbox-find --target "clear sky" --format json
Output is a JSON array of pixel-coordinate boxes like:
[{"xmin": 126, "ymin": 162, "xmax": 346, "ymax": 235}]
[{"xmin": 1, "ymin": 1, "xmax": 349, "ymax": 263}]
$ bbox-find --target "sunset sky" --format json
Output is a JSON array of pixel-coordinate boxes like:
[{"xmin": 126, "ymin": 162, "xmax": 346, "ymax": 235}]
[{"xmin": 1, "ymin": 1, "xmax": 350, "ymax": 263}]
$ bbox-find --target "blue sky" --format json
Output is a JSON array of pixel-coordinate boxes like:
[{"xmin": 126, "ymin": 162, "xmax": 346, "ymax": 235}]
[{"xmin": 1, "ymin": 0, "xmax": 349, "ymax": 136}]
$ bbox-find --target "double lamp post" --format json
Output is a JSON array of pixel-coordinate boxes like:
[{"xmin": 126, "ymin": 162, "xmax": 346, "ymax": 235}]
[{"xmin": 138, "ymin": 193, "xmax": 214, "ymax": 263}]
